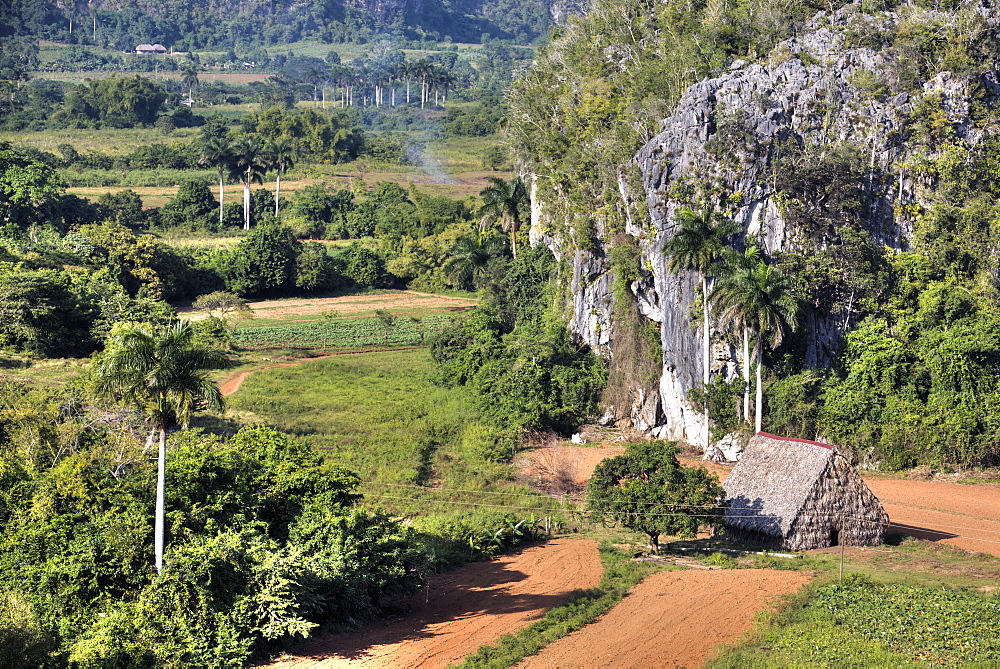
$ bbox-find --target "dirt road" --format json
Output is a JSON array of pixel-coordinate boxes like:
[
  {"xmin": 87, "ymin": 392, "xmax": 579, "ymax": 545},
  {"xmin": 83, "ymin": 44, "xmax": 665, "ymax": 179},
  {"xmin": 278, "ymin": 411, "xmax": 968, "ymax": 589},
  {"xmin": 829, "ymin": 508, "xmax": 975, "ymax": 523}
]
[
  {"xmin": 268, "ymin": 538, "xmax": 601, "ymax": 668},
  {"xmin": 517, "ymin": 569, "xmax": 812, "ymax": 669}
]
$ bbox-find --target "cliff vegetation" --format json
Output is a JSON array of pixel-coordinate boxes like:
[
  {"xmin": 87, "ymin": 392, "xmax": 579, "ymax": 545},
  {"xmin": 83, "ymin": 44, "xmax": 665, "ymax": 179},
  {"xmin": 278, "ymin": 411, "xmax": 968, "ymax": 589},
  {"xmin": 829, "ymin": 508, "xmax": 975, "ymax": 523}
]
[{"xmin": 509, "ymin": 0, "xmax": 1000, "ymax": 469}]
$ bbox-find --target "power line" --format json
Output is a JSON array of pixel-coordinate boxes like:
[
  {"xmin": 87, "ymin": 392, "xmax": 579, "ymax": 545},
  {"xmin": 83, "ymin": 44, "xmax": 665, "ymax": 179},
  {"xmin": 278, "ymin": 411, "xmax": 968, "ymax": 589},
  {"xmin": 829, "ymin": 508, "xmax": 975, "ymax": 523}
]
[
  {"xmin": 360, "ymin": 482, "xmax": 1000, "ymax": 532},
  {"xmin": 360, "ymin": 488, "xmax": 1000, "ymax": 544}
]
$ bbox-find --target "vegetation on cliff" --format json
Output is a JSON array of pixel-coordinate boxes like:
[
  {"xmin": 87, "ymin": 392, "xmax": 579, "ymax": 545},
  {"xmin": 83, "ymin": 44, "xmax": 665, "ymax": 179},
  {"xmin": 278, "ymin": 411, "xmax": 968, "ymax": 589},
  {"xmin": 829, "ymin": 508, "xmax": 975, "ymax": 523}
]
[{"xmin": 508, "ymin": 0, "xmax": 1000, "ymax": 468}]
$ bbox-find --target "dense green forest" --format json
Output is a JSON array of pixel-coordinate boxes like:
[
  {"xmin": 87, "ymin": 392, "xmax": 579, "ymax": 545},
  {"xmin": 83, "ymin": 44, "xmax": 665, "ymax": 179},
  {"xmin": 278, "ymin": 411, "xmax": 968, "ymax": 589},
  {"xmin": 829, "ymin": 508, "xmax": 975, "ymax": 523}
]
[{"xmin": 2, "ymin": 0, "xmax": 554, "ymax": 50}]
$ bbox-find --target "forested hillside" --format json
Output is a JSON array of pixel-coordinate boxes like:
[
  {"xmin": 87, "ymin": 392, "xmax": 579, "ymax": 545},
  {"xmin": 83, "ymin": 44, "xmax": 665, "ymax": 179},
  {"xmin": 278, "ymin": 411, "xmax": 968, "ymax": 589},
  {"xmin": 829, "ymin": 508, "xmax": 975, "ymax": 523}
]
[
  {"xmin": 3, "ymin": 0, "xmax": 563, "ymax": 49},
  {"xmin": 509, "ymin": 0, "xmax": 1000, "ymax": 469}
]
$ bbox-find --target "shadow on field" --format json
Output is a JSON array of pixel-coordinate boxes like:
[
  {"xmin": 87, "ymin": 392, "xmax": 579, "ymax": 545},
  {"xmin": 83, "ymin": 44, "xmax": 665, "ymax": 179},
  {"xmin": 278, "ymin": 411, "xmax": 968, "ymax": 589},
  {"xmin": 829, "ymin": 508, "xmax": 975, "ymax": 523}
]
[
  {"xmin": 886, "ymin": 522, "xmax": 959, "ymax": 543},
  {"xmin": 281, "ymin": 547, "xmax": 574, "ymax": 662}
]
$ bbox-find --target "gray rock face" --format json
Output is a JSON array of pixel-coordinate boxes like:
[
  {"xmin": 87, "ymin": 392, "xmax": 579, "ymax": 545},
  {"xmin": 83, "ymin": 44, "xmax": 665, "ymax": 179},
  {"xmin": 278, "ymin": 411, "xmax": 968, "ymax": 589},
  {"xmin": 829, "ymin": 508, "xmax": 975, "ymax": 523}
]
[{"xmin": 549, "ymin": 6, "xmax": 999, "ymax": 445}]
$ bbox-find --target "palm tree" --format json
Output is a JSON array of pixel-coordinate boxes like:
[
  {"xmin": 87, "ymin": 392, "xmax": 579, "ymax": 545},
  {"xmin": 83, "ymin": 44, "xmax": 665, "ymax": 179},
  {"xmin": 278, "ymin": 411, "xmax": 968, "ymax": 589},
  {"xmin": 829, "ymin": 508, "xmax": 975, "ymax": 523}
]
[
  {"xmin": 717, "ymin": 240, "xmax": 763, "ymax": 423},
  {"xmin": 711, "ymin": 260, "xmax": 799, "ymax": 433},
  {"xmin": 267, "ymin": 138, "xmax": 295, "ymax": 218},
  {"xmin": 413, "ymin": 58, "xmax": 432, "ymax": 108},
  {"xmin": 400, "ymin": 60, "xmax": 414, "ymax": 105},
  {"xmin": 663, "ymin": 205, "xmax": 739, "ymax": 448},
  {"xmin": 479, "ymin": 176, "xmax": 529, "ymax": 259},
  {"xmin": 94, "ymin": 322, "xmax": 229, "ymax": 573},
  {"xmin": 448, "ymin": 232, "xmax": 508, "ymax": 290},
  {"xmin": 232, "ymin": 136, "xmax": 270, "ymax": 230},
  {"xmin": 199, "ymin": 135, "xmax": 234, "ymax": 227},
  {"xmin": 180, "ymin": 63, "xmax": 199, "ymax": 101}
]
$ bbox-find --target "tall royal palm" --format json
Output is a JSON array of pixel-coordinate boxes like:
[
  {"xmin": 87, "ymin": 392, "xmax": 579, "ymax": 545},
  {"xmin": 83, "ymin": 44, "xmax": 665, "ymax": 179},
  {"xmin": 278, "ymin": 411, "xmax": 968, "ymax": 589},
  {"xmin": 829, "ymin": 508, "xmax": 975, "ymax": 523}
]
[
  {"xmin": 94, "ymin": 322, "xmax": 228, "ymax": 573},
  {"xmin": 717, "ymin": 240, "xmax": 763, "ymax": 424},
  {"xmin": 711, "ymin": 260, "xmax": 798, "ymax": 433},
  {"xmin": 664, "ymin": 206, "xmax": 739, "ymax": 448},
  {"xmin": 232, "ymin": 136, "xmax": 270, "ymax": 230},
  {"xmin": 199, "ymin": 135, "xmax": 234, "ymax": 227},
  {"xmin": 479, "ymin": 176, "xmax": 529, "ymax": 259},
  {"xmin": 267, "ymin": 139, "xmax": 295, "ymax": 218}
]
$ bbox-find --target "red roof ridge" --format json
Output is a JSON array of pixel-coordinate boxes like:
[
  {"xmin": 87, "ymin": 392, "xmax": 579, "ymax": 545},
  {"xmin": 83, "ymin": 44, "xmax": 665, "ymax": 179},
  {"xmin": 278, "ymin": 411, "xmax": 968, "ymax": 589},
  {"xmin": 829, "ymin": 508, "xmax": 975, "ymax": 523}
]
[{"xmin": 755, "ymin": 431, "xmax": 834, "ymax": 450}]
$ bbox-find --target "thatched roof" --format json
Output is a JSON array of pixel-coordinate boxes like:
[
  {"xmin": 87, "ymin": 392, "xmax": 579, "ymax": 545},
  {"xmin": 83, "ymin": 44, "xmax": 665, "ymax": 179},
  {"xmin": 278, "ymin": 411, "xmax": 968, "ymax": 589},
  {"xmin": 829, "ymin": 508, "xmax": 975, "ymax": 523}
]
[
  {"xmin": 723, "ymin": 433, "xmax": 835, "ymax": 537},
  {"xmin": 723, "ymin": 432, "xmax": 887, "ymax": 550}
]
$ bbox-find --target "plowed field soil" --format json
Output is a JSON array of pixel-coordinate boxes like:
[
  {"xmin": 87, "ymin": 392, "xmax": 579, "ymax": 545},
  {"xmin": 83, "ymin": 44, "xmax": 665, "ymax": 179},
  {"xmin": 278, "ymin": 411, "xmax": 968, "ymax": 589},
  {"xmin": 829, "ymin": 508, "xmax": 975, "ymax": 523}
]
[
  {"xmin": 517, "ymin": 569, "xmax": 812, "ymax": 669},
  {"xmin": 267, "ymin": 538, "xmax": 601, "ymax": 668},
  {"xmin": 181, "ymin": 290, "xmax": 477, "ymax": 323}
]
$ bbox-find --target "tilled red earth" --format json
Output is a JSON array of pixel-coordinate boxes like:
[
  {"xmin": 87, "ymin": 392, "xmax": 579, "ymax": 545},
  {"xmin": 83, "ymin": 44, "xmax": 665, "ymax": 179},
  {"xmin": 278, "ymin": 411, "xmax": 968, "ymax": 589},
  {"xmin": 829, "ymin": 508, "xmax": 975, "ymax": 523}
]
[
  {"xmin": 517, "ymin": 569, "xmax": 813, "ymax": 669},
  {"xmin": 267, "ymin": 538, "xmax": 601, "ymax": 668}
]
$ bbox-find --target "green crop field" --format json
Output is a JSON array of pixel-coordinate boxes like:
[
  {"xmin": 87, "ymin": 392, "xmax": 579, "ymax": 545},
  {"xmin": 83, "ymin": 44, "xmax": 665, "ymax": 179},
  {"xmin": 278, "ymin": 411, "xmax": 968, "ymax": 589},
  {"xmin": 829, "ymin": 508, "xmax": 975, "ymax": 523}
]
[{"xmin": 229, "ymin": 314, "xmax": 449, "ymax": 349}]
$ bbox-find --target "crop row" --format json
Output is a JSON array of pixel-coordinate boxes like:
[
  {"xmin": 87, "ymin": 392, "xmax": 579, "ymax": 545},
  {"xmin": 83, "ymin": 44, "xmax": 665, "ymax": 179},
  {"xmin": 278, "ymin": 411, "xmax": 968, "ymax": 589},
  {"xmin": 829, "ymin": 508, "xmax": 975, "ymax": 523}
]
[{"xmin": 230, "ymin": 315, "xmax": 452, "ymax": 349}]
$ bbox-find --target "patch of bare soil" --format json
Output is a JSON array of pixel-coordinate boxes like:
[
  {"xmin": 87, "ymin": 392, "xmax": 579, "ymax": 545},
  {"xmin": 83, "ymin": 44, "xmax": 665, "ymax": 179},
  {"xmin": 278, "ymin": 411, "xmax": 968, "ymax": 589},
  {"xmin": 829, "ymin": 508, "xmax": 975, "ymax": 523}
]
[
  {"xmin": 863, "ymin": 477, "xmax": 1000, "ymax": 557},
  {"xmin": 180, "ymin": 290, "xmax": 476, "ymax": 322},
  {"xmin": 266, "ymin": 538, "xmax": 601, "ymax": 668},
  {"xmin": 517, "ymin": 569, "xmax": 812, "ymax": 669},
  {"xmin": 516, "ymin": 442, "xmax": 625, "ymax": 495}
]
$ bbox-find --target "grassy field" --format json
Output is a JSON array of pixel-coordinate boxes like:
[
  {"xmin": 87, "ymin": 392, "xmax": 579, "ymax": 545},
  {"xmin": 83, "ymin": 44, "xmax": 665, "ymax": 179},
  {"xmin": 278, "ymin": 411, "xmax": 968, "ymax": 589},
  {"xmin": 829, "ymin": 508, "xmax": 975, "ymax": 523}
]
[
  {"xmin": 224, "ymin": 348, "xmax": 554, "ymax": 519},
  {"xmin": 0, "ymin": 126, "xmax": 203, "ymax": 155}
]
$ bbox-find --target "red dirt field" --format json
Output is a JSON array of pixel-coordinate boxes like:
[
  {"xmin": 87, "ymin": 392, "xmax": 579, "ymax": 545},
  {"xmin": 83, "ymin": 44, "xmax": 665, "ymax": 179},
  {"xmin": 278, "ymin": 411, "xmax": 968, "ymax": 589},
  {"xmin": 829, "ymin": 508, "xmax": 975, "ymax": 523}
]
[
  {"xmin": 517, "ymin": 569, "xmax": 813, "ymax": 669},
  {"xmin": 266, "ymin": 538, "xmax": 601, "ymax": 668}
]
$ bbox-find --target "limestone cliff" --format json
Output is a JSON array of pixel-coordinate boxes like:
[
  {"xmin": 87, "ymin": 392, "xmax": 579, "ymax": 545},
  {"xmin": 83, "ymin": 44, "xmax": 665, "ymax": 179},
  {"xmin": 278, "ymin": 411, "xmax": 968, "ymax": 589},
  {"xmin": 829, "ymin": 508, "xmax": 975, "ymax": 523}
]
[{"xmin": 543, "ymin": 6, "xmax": 1000, "ymax": 448}]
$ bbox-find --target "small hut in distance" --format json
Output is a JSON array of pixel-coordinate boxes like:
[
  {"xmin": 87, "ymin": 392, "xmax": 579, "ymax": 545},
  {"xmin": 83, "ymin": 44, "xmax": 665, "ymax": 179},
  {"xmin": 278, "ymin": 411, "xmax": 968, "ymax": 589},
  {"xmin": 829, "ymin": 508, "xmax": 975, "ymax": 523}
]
[{"xmin": 723, "ymin": 433, "xmax": 889, "ymax": 551}]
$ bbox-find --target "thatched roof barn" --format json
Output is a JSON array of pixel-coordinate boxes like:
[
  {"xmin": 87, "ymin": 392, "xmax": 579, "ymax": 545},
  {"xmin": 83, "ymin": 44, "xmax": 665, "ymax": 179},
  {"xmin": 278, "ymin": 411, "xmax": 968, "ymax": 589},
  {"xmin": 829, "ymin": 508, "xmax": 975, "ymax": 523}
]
[{"xmin": 722, "ymin": 433, "xmax": 888, "ymax": 551}]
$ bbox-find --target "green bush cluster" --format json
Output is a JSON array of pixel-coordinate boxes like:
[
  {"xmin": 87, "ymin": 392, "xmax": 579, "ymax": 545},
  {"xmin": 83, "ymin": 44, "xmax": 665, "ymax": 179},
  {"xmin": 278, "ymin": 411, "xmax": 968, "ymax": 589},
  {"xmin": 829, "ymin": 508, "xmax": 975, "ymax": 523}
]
[
  {"xmin": 0, "ymin": 421, "xmax": 422, "ymax": 665},
  {"xmin": 432, "ymin": 245, "xmax": 607, "ymax": 434}
]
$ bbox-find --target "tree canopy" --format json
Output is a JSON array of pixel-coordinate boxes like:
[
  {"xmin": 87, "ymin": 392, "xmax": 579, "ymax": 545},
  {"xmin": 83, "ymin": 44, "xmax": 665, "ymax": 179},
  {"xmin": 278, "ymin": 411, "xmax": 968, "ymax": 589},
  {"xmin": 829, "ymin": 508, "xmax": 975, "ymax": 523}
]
[{"xmin": 588, "ymin": 441, "xmax": 725, "ymax": 554}]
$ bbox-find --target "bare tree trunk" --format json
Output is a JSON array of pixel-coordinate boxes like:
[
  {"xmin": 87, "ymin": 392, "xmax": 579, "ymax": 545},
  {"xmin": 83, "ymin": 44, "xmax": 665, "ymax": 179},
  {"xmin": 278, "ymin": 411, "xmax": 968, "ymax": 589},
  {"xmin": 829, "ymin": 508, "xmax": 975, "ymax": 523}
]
[
  {"xmin": 274, "ymin": 171, "xmax": 281, "ymax": 217},
  {"xmin": 702, "ymin": 274, "xmax": 711, "ymax": 449},
  {"xmin": 155, "ymin": 427, "xmax": 166, "ymax": 574},
  {"xmin": 755, "ymin": 345, "xmax": 763, "ymax": 434},
  {"xmin": 218, "ymin": 173, "xmax": 225, "ymax": 226},
  {"xmin": 743, "ymin": 327, "xmax": 750, "ymax": 422},
  {"xmin": 243, "ymin": 179, "xmax": 250, "ymax": 230}
]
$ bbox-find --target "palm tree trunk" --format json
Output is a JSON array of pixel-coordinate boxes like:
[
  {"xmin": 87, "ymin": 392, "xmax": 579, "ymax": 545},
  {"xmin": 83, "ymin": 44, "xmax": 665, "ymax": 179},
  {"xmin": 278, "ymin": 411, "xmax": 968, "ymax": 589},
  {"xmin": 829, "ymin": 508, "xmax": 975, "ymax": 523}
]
[
  {"xmin": 743, "ymin": 327, "xmax": 751, "ymax": 423},
  {"xmin": 155, "ymin": 426, "xmax": 166, "ymax": 574},
  {"xmin": 755, "ymin": 344, "xmax": 763, "ymax": 434},
  {"xmin": 274, "ymin": 171, "xmax": 281, "ymax": 217},
  {"xmin": 702, "ymin": 274, "xmax": 711, "ymax": 448},
  {"xmin": 218, "ymin": 170, "xmax": 225, "ymax": 226},
  {"xmin": 243, "ymin": 178, "xmax": 250, "ymax": 230}
]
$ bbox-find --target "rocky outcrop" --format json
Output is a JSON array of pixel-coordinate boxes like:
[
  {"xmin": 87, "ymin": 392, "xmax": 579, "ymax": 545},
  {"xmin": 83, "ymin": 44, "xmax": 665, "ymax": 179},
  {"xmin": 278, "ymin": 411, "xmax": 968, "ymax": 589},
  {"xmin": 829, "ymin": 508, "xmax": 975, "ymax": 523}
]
[{"xmin": 558, "ymin": 6, "xmax": 999, "ymax": 445}]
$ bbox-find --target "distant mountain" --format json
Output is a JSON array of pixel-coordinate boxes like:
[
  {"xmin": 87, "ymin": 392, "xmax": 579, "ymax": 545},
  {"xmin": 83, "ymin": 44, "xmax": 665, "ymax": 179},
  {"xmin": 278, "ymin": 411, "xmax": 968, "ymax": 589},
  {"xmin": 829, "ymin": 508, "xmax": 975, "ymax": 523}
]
[{"xmin": 9, "ymin": 0, "xmax": 582, "ymax": 49}]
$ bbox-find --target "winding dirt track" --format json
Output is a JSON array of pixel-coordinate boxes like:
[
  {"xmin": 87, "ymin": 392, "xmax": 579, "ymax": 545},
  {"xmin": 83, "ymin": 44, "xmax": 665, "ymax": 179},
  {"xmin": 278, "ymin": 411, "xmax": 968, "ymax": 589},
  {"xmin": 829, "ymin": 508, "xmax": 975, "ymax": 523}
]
[
  {"xmin": 517, "ymin": 569, "xmax": 812, "ymax": 669},
  {"xmin": 268, "ymin": 538, "xmax": 602, "ymax": 668}
]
